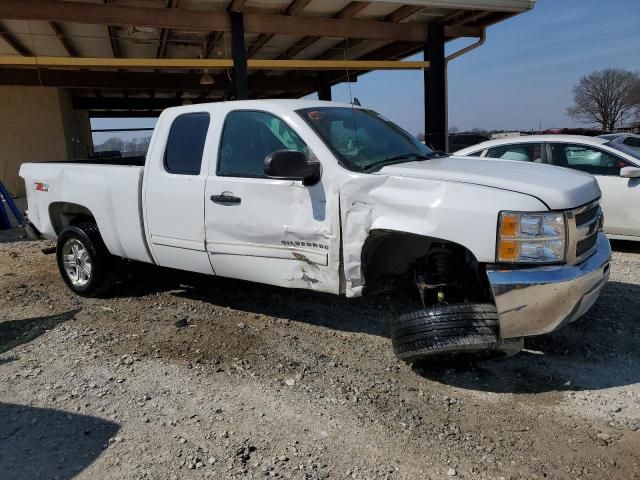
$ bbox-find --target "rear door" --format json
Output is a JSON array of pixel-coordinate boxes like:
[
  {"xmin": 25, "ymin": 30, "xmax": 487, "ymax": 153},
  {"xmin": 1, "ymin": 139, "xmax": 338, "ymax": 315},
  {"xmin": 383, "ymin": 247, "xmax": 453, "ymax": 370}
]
[
  {"xmin": 547, "ymin": 142, "xmax": 640, "ymax": 237},
  {"xmin": 203, "ymin": 108, "xmax": 340, "ymax": 293},
  {"xmin": 143, "ymin": 111, "xmax": 215, "ymax": 274}
]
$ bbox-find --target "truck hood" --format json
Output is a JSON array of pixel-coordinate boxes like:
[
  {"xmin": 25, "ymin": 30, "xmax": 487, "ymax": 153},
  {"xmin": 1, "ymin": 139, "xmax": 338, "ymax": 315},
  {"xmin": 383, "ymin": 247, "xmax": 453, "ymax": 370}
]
[{"xmin": 375, "ymin": 156, "xmax": 600, "ymax": 210}]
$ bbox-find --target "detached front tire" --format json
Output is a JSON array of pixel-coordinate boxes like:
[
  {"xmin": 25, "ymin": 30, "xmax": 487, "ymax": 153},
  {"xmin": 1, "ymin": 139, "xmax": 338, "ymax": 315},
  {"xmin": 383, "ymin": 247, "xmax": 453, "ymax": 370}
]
[
  {"xmin": 391, "ymin": 303, "xmax": 521, "ymax": 364},
  {"xmin": 56, "ymin": 222, "xmax": 118, "ymax": 297}
]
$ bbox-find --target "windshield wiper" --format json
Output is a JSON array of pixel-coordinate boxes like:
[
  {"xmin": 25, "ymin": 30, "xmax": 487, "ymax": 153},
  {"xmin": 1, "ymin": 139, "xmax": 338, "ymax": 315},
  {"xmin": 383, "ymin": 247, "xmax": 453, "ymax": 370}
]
[{"xmin": 362, "ymin": 152, "xmax": 445, "ymax": 172}]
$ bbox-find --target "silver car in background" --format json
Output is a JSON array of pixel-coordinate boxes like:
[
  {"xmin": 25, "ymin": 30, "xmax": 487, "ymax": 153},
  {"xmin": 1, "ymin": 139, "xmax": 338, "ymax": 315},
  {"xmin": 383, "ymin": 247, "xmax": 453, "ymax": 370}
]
[{"xmin": 456, "ymin": 134, "xmax": 640, "ymax": 241}]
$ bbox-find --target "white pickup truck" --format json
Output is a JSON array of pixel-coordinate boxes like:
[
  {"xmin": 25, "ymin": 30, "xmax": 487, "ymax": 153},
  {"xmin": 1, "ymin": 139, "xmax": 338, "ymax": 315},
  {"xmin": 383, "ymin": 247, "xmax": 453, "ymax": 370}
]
[{"xmin": 20, "ymin": 100, "xmax": 611, "ymax": 362}]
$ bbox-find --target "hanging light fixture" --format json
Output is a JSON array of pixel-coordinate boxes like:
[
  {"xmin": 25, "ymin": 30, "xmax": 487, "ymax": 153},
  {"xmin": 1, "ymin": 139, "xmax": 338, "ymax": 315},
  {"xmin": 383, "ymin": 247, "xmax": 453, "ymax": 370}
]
[{"xmin": 200, "ymin": 70, "xmax": 215, "ymax": 86}]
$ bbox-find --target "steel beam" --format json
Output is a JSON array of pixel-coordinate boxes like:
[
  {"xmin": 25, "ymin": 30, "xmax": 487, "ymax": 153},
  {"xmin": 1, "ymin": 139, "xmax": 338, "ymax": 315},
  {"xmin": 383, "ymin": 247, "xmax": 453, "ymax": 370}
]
[
  {"xmin": 424, "ymin": 24, "xmax": 446, "ymax": 152},
  {"xmin": 230, "ymin": 11, "xmax": 248, "ymax": 100}
]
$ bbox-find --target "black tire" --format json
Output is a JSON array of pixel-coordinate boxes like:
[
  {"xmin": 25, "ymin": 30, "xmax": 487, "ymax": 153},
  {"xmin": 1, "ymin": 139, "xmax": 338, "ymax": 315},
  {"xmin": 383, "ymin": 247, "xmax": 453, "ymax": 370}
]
[
  {"xmin": 391, "ymin": 303, "xmax": 519, "ymax": 363},
  {"xmin": 56, "ymin": 222, "xmax": 119, "ymax": 297}
]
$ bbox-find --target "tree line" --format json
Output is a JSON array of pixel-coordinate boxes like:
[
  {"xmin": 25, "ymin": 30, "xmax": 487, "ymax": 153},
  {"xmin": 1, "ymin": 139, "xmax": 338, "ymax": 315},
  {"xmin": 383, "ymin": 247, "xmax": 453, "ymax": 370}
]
[{"xmin": 94, "ymin": 136, "xmax": 151, "ymax": 157}]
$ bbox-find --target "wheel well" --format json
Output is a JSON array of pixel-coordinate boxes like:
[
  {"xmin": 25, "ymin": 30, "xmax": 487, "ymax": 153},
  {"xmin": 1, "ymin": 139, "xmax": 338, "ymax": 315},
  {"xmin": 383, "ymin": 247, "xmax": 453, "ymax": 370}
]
[
  {"xmin": 361, "ymin": 230, "xmax": 491, "ymax": 301},
  {"xmin": 49, "ymin": 202, "xmax": 96, "ymax": 235}
]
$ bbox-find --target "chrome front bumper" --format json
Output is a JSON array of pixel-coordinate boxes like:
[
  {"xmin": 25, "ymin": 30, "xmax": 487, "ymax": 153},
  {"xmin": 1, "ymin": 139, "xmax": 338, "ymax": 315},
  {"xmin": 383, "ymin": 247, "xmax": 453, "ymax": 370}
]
[{"xmin": 487, "ymin": 232, "xmax": 611, "ymax": 339}]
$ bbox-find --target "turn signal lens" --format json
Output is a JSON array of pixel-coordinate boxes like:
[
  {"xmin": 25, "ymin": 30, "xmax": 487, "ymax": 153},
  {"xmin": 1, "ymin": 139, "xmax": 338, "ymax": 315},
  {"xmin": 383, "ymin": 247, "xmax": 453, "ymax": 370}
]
[
  {"xmin": 498, "ymin": 240, "xmax": 519, "ymax": 262},
  {"xmin": 497, "ymin": 211, "xmax": 566, "ymax": 264},
  {"xmin": 500, "ymin": 214, "xmax": 519, "ymax": 237}
]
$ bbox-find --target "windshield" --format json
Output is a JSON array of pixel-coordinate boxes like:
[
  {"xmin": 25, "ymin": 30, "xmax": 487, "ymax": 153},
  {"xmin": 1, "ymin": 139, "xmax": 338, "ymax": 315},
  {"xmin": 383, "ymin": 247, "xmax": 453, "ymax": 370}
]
[
  {"xmin": 606, "ymin": 137, "xmax": 640, "ymax": 161},
  {"xmin": 296, "ymin": 107, "xmax": 435, "ymax": 172}
]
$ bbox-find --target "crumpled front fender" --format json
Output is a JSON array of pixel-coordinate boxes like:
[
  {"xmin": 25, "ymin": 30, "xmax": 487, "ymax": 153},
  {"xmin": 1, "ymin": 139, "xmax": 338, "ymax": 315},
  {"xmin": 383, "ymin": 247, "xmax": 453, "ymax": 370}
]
[{"xmin": 339, "ymin": 173, "xmax": 547, "ymax": 297}]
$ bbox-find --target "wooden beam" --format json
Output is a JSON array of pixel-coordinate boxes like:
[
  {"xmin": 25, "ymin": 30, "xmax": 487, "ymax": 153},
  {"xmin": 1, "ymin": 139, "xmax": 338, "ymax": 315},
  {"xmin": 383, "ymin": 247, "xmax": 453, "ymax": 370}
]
[
  {"xmin": 0, "ymin": 0, "xmax": 428, "ymax": 42},
  {"xmin": 384, "ymin": 5, "xmax": 423, "ymax": 23},
  {"xmin": 249, "ymin": 59, "xmax": 428, "ymax": 70},
  {"xmin": 90, "ymin": 110, "xmax": 162, "ymax": 118},
  {"xmin": 335, "ymin": 1, "xmax": 370, "ymax": 20},
  {"xmin": 312, "ymin": 4, "xmax": 420, "ymax": 63},
  {"xmin": 248, "ymin": 0, "xmax": 312, "ymax": 58},
  {"xmin": 0, "ymin": 68, "xmax": 320, "ymax": 91},
  {"xmin": 49, "ymin": 21, "xmax": 79, "ymax": 57},
  {"xmin": 246, "ymin": 12, "xmax": 429, "ymax": 42},
  {"xmin": 103, "ymin": 1, "xmax": 121, "ymax": 58},
  {"xmin": 0, "ymin": 56, "xmax": 236, "ymax": 68},
  {"xmin": 276, "ymin": 1, "xmax": 372, "ymax": 61},
  {"xmin": 277, "ymin": 36, "xmax": 318, "ymax": 60},
  {"xmin": 320, "ymin": 40, "xmax": 423, "ymax": 88},
  {"xmin": 285, "ymin": 0, "xmax": 313, "ymax": 16},
  {"xmin": 74, "ymin": 97, "xmax": 183, "ymax": 110},
  {"xmin": 445, "ymin": 25, "xmax": 482, "ymax": 37},
  {"xmin": 228, "ymin": 0, "xmax": 247, "ymax": 13},
  {"xmin": 156, "ymin": 0, "xmax": 179, "ymax": 59},
  {"xmin": 0, "ymin": 21, "xmax": 32, "ymax": 56},
  {"xmin": 0, "ymin": 56, "xmax": 428, "ymax": 70}
]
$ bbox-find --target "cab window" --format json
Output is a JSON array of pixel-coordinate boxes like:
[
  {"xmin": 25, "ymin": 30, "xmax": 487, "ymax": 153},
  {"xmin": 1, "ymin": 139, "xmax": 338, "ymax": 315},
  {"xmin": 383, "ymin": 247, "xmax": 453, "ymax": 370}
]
[
  {"xmin": 549, "ymin": 143, "xmax": 629, "ymax": 175},
  {"xmin": 217, "ymin": 110, "xmax": 308, "ymax": 177}
]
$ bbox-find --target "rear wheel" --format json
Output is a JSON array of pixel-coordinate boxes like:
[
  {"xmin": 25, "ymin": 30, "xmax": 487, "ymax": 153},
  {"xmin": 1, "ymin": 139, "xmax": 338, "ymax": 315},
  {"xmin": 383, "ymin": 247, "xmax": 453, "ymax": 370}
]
[
  {"xmin": 56, "ymin": 222, "xmax": 118, "ymax": 297},
  {"xmin": 391, "ymin": 303, "xmax": 522, "ymax": 364}
]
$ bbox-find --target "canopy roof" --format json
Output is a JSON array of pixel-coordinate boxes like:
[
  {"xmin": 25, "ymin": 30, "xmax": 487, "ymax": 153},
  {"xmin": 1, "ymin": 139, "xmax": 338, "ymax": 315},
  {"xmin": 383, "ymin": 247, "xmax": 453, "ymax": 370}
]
[{"xmin": 0, "ymin": 0, "xmax": 535, "ymax": 115}]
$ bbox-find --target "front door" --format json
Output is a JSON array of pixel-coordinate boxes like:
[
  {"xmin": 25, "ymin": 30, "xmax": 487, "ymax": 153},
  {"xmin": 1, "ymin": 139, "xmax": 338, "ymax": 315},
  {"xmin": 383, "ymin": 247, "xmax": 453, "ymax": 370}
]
[
  {"xmin": 548, "ymin": 142, "xmax": 640, "ymax": 237},
  {"xmin": 204, "ymin": 109, "xmax": 340, "ymax": 293}
]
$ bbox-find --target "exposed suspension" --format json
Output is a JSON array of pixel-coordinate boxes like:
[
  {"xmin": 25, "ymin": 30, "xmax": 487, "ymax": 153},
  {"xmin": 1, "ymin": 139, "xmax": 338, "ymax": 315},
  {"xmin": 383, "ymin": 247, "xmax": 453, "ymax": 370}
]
[{"xmin": 414, "ymin": 244, "xmax": 462, "ymax": 308}]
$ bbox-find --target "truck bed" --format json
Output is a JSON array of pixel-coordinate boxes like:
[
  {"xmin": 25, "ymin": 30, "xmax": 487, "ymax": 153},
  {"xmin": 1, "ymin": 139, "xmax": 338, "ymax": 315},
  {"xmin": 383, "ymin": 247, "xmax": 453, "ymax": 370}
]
[{"xmin": 19, "ymin": 162, "xmax": 153, "ymax": 264}]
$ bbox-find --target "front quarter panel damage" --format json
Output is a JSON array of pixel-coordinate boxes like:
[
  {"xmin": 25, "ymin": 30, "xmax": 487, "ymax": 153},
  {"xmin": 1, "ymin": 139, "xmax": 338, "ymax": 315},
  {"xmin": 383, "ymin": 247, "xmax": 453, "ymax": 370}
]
[{"xmin": 339, "ymin": 173, "xmax": 547, "ymax": 297}]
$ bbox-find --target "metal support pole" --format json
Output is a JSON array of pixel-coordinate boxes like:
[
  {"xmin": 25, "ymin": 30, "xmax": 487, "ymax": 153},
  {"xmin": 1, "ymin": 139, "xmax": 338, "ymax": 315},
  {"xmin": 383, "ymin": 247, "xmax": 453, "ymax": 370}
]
[
  {"xmin": 424, "ymin": 24, "xmax": 446, "ymax": 152},
  {"xmin": 317, "ymin": 74, "xmax": 332, "ymax": 101},
  {"xmin": 230, "ymin": 11, "xmax": 249, "ymax": 100}
]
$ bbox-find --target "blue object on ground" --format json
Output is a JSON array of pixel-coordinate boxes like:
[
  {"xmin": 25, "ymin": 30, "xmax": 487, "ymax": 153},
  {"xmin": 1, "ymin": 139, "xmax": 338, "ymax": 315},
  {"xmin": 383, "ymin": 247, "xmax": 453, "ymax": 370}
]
[{"xmin": 0, "ymin": 182, "xmax": 24, "ymax": 229}]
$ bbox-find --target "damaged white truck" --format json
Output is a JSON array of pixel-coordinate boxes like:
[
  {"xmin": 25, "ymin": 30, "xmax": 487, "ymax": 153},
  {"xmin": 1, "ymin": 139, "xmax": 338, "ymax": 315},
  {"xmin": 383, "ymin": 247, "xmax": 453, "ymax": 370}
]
[{"xmin": 20, "ymin": 100, "xmax": 611, "ymax": 362}]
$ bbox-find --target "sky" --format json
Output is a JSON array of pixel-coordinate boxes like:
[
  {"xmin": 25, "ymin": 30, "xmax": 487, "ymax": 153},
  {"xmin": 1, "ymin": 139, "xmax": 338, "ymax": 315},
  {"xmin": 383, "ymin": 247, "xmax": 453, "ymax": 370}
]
[
  {"xmin": 331, "ymin": 0, "xmax": 640, "ymax": 133},
  {"xmin": 92, "ymin": 0, "xmax": 640, "ymax": 140}
]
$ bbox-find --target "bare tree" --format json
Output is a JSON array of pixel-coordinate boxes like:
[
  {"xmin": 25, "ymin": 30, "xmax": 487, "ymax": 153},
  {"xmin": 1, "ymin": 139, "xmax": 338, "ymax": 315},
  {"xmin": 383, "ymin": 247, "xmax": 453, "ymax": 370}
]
[{"xmin": 567, "ymin": 69, "xmax": 640, "ymax": 131}]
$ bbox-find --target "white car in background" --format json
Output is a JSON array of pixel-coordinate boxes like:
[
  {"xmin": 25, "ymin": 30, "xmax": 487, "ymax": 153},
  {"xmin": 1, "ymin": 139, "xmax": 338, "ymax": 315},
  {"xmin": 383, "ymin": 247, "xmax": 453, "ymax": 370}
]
[{"xmin": 456, "ymin": 134, "xmax": 640, "ymax": 241}]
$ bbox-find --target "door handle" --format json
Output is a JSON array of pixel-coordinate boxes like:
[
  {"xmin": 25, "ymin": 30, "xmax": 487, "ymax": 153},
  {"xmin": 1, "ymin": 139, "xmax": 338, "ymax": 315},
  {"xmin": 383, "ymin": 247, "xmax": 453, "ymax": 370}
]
[{"xmin": 210, "ymin": 192, "xmax": 241, "ymax": 205}]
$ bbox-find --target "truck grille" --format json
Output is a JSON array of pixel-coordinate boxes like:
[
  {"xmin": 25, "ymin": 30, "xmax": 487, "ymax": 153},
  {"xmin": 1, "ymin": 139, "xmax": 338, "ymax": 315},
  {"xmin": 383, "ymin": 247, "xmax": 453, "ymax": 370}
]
[
  {"xmin": 576, "ymin": 233, "xmax": 598, "ymax": 258},
  {"xmin": 568, "ymin": 201, "xmax": 602, "ymax": 264}
]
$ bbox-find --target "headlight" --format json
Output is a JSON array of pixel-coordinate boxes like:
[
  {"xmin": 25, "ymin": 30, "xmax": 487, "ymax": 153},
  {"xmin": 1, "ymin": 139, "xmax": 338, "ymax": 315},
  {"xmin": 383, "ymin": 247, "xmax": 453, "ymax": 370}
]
[{"xmin": 497, "ymin": 211, "xmax": 566, "ymax": 264}]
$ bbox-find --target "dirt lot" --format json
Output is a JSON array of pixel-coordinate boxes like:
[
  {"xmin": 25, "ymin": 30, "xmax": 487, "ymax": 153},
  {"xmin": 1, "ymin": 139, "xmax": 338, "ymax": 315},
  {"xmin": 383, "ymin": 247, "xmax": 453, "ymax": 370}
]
[{"xmin": 1, "ymin": 238, "xmax": 639, "ymax": 480}]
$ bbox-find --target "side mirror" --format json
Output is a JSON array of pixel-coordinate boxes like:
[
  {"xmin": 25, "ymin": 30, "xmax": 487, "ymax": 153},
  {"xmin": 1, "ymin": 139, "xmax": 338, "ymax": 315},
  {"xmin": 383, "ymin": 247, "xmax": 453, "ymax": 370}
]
[
  {"xmin": 264, "ymin": 150, "xmax": 321, "ymax": 186},
  {"xmin": 620, "ymin": 166, "xmax": 640, "ymax": 178}
]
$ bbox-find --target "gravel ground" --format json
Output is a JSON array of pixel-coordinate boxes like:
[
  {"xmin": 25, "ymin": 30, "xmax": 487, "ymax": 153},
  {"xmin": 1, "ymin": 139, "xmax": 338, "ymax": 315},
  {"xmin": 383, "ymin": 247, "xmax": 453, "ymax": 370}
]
[{"xmin": 1, "ymin": 238, "xmax": 639, "ymax": 480}]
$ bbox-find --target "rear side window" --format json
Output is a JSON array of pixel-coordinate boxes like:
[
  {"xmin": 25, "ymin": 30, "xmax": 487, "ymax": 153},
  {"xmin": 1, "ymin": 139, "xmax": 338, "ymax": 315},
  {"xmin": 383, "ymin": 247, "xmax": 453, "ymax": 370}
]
[
  {"xmin": 486, "ymin": 143, "xmax": 543, "ymax": 163},
  {"xmin": 164, "ymin": 113, "xmax": 210, "ymax": 175},
  {"xmin": 623, "ymin": 137, "xmax": 640, "ymax": 150}
]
